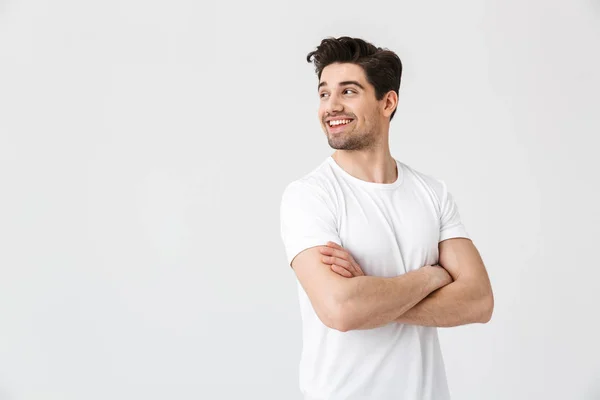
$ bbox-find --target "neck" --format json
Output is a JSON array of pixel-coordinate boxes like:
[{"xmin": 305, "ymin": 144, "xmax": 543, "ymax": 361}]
[{"xmin": 331, "ymin": 146, "xmax": 397, "ymax": 184}]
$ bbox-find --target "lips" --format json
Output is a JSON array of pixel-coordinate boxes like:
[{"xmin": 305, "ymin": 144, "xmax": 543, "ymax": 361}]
[
  {"xmin": 328, "ymin": 118, "xmax": 353, "ymax": 127},
  {"xmin": 327, "ymin": 119, "xmax": 354, "ymax": 133},
  {"xmin": 326, "ymin": 116, "xmax": 354, "ymax": 125}
]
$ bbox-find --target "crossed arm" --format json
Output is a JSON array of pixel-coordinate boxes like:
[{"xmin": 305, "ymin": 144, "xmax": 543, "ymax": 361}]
[
  {"xmin": 292, "ymin": 238, "xmax": 493, "ymax": 331},
  {"xmin": 393, "ymin": 238, "xmax": 493, "ymax": 327}
]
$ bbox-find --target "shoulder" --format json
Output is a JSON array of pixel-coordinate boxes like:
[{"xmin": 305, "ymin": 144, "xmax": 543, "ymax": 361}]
[
  {"xmin": 281, "ymin": 158, "xmax": 339, "ymax": 205},
  {"xmin": 398, "ymin": 160, "xmax": 447, "ymax": 200}
]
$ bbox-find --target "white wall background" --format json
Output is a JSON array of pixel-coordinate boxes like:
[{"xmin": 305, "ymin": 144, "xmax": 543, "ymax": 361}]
[{"xmin": 1, "ymin": 0, "xmax": 599, "ymax": 399}]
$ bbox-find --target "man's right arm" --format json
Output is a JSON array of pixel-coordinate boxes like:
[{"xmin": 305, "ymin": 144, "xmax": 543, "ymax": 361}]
[{"xmin": 291, "ymin": 246, "xmax": 452, "ymax": 332}]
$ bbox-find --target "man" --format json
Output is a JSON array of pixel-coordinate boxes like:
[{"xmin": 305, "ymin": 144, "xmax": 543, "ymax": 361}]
[{"xmin": 279, "ymin": 36, "xmax": 493, "ymax": 400}]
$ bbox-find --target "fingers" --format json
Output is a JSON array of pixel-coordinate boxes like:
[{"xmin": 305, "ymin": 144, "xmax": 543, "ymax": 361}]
[
  {"xmin": 319, "ymin": 247, "xmax": 348, "ymax": 260},
  {"xmin": 352, "ymin": 263, "xmax": 365, "ymax": 276},
  {"xmin": 321, "ymin": 256, "xmax": 353, "ymax": 270},
  {"xmin": 322, "ymin": 255, "xmax": 365, "ymax": 278},
  {"xmin": 320, "ymin": 244, "xmax": 365, "ymax": 277},
  {"xmin": 350, "ymin": 263, "xmax": 364, "ymax": 276},
  {"xmin": 331, "ymin": 264, "xmax": 353, "ymax": 278}
]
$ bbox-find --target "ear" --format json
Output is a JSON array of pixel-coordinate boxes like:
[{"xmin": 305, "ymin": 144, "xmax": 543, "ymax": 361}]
[{"xmin": 381, "ymin": 90, "xmax": 398, "ymax": 119}]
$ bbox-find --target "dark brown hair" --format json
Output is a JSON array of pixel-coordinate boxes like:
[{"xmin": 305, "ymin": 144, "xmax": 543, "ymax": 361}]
[{"xmin": 306, "ymin": 36, "xmax": 403, "ymax": 120}]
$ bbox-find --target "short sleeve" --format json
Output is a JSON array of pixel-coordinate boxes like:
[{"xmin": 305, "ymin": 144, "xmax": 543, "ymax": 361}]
[
  {"xmin": 280, "ymin": 181, "xmax": 341, "ymax": 267},
  {"xmin": 439, "ymin": 180, "xmax": 470, "ymax": 242}
]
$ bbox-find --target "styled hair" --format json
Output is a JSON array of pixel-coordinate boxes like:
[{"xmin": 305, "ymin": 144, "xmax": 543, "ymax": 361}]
[{"xmin": 306, "ymin": 36, "xmax": 403, "ymax": 120}]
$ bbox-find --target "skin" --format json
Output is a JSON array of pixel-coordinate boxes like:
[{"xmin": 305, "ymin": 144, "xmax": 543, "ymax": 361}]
[
  {"xmin": 313, "ymin": 62, "xmax": 494, "ymax": 327},
  {"xmin": 318, "ymin": 63, "xmax": 399, "ymax": 185},
  {"xmin": 320, "ymin": 239, "xmax": 493, "ymax": 327}
]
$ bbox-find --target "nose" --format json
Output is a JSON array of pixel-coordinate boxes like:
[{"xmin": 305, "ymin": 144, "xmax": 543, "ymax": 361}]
[{"xmin": 325, "ymin": 92, "xmax": 343, "ymax": 114}]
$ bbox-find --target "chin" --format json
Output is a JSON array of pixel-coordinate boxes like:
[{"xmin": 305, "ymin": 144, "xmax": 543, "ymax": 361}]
[{"xmin": 327, "ymin": 138, "xmax": 349, "ymax": 150}]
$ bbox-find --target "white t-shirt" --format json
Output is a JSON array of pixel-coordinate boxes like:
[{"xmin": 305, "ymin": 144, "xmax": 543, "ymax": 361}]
[{"xmin": 279, "ymin": 155, "xmax": 470, "ymax": 400}]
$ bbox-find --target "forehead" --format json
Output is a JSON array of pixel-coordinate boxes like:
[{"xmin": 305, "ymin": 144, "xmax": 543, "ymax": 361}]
[{"xmin": 319, "ymin": 63, "xmax": 369, "ymax": 87}]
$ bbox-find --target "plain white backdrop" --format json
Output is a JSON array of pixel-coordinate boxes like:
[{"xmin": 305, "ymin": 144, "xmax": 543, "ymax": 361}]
[{"xmin": 1, "ymin": 0, "xmax": 599, "ymax": 399}]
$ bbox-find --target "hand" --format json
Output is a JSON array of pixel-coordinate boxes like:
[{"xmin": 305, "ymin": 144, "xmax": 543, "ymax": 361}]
[
  {"xmin": 319, "ymin": 241, "xmax": 365, "ymax": 278},
  {"xmin": 426, "ymin": 264, "xmax": 453, "ymax": 287}
]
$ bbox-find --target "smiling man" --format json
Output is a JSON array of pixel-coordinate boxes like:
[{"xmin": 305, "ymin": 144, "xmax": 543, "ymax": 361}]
[{"xmin": 279, "ymin": 36, "xmax": 494, "ymax": 400}]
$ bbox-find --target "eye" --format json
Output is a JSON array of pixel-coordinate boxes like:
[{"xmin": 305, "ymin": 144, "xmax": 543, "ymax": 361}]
[
  {"xmin": 343, "ymin": 89, "xmax": 356, "ymax": 95},
  {"xmin": 319, "ymin": 92, "xmax": 329, "ymax": 98}
]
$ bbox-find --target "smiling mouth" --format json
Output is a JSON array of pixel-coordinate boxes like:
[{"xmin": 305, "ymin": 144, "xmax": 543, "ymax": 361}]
[{"xmin": 327, "ymin": 119, "xmax": 354, "ymax": 128}]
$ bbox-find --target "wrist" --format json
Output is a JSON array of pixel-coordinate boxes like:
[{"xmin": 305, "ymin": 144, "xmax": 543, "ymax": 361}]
[{"xmin": 424, "ymin": 265, "xmax": 452, "ymax": 289}]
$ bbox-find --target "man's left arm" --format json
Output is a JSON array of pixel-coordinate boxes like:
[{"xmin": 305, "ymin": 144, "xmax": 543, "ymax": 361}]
[{"xmin": 394, "ymin": 237, "xmax": 494, "ymax": 327}]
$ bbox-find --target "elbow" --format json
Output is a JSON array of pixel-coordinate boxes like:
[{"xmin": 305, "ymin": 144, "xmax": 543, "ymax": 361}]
[
  {"xmin": 478, "ymin": 291, "xmax": 494, "ymax": 323},
  {"xmin": 331, "ymin": 307, "xmax": 355, "ymax": 332},
  {"xmin": 321, "ymin": 296, "xmax": 356, "ymax": 332}
]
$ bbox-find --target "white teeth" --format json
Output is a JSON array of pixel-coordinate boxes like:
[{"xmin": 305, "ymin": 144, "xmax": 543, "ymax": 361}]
[{"xmin": 329, "ymin": 119, "xmax": 352, "ymax": 127}]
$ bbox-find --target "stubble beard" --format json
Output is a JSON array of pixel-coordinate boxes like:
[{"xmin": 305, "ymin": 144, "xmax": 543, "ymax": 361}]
[{"xmin": 325, "ymin": 123, "xmax": 377, "ymax": 151}]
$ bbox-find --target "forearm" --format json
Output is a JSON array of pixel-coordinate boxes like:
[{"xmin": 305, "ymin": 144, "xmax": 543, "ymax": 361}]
[
  {"xmin": 334, "ymin": 266, "xmax": 447, "ymax": 331},
  {"xmin": 394, "ymin": 280, "xmax": 493, "ymax": 327}
]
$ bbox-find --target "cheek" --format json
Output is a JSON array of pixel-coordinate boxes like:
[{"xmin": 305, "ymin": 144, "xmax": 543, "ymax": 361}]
[{"xmin": 318, "ymin": 109, "xmax": 327, "ymax": 123}]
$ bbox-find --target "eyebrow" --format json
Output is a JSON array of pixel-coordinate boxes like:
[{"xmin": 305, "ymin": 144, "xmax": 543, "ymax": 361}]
[{"xmin": 318, "ymin": 80, "xmax": 365, "ymax": 90}]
